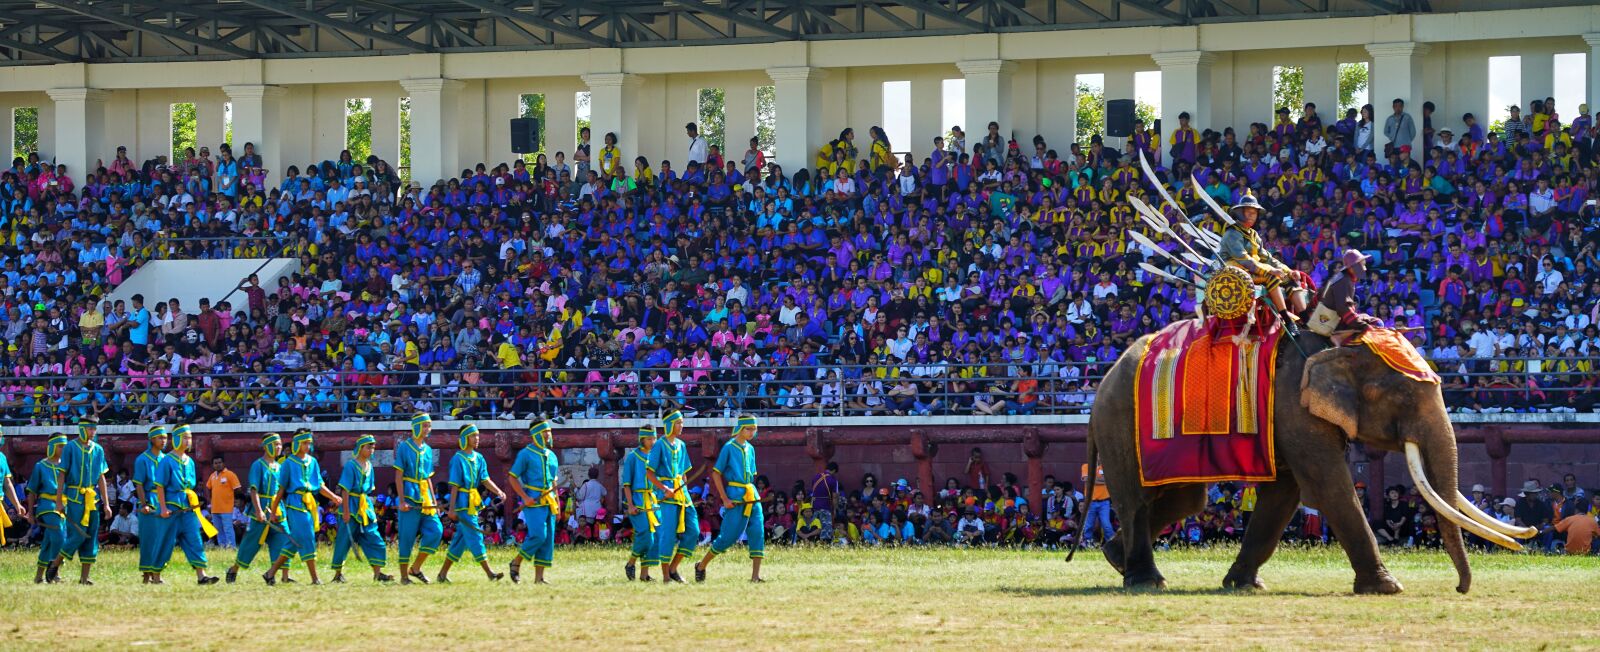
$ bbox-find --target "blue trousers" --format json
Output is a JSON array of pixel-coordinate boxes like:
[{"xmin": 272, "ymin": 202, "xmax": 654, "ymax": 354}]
[
  {"xmin": 517, "ymin": 506, "xmax": 555, "ymax": 567},
  {"xmin": 162, "ymin": 509, "xmax": 210, "ymax": 570},
  {"xmin": 654, "ymin": 503, "xmax": 700, "ymax": 565},
  {"xmin": 36, "ymin": 512, "xmax": 64, "ymax": 569},
  {"xmin": 447, "ymin": 510, "xmax": 488, "ymax": 564},
  {"xmin": 283, "ymin": 508, "xmax": 318, "ymax": 563},
  {"xmin": 629, "ymin": 508, "xmax": 658, "ymax": 566},
  {"xmin": 210, "ymin": 512, "xmax": 237, "ymax": 549},
  {"xmin": 136, "ymin": 511, "xmax": 164, "ymax": 572},
  {"xmin": 1085, "ymin": 499, "xmax": 1114, "ymax": 543},
  {"xmin": 61, "ymin": 499, "xmax": 101, "ymax": 564},
  {"xmin": 235, "ymin": 518, "xmax": 288, "ymax": 570},
  {"xmin": 332, "ymin": 517, "xmax": 388, "ymax": 570},
  {"xmin": 710, "ymin": 502, "xmax": 766, "ymax": 558},
  {"xmin": 396, "ymin": 508, "xmax": 442, "ymax": 567}
]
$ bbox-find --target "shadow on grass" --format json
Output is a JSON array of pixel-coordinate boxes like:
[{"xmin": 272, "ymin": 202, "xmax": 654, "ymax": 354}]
[{"xmin": 996, "ymin": 585, "xmax": 1331, "ymax": 598}]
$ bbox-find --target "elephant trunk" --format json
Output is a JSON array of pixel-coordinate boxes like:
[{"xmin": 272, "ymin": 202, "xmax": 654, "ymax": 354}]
[{"xmin": 1400, "ymin": 410, "xmax": 1474, "ymax": 595}]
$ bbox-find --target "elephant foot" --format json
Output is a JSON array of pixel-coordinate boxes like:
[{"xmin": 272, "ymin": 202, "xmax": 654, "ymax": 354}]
[
  {"xmin": 1102, "ymin": 537, "xmax": 1127, "ymax": 576},
  {"xmin": 1353, "ymin": 571, "xmax": 1404, "ymax": 595},
  {"xmin": 1221, "ymin": 573, "xmax": 1266, "ymax": 591},
  {"xmin": 1123, "ymin": 569, "xmax": 1167, "ymax": 591}
]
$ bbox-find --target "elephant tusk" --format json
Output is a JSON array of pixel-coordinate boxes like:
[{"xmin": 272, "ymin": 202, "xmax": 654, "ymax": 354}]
[
  {"xmin": 1453, "ymin": 491, "xmax": 1539, "ymax": 540},
  {"xmin": 1403, "ymin": 442, "xmax": 1522, "ymax": 552}
]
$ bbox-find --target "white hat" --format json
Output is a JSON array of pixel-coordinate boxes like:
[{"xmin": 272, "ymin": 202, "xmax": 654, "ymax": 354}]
[
  {"xmin": 1499, "ymin": 497, "xmax": 1516, "ymax": 507},
  {"xmin": 1470, "ymin": 484, "xmax": 1485, "ymax": 493}
]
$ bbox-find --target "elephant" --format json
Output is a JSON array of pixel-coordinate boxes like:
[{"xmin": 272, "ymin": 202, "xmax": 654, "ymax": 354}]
[{"xmin": 1079, "ymin": 329, "xmax": 1534, "ymax": 594}]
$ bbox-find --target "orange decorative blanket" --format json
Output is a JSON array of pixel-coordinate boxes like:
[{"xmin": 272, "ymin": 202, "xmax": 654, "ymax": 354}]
[
  {"xmin": 1353, "ymin": 327, "xmax": 1440, "ymax": 384},
  {"xmin": 1133, "ymin": 318, "xmax": 1281, "ymax": 487}
]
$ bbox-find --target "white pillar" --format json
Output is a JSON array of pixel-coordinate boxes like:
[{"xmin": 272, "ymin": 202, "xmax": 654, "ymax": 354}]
[
  {"xmin": 400, "ymin": 77, "xmax": 464, "ymax": 188},
  {"xmin": 1585, "ymin": 34, "xmax": 1600, "ymax": 118},
  {"xmin": 581, "ymin": 73, "xmax": 641, "ymax": 163},
  {"xmin": 223, "ymin": 84, "xmax": 286, "ymax": 187},
  {"xmin": 957, "ymin": 59, "xmax": 1016, "ymax": 138},
  {"xmin": 1365, "ymin": 42, "xmax": 1430, "ymax": 153},
  {"xmin": 724, "ymin": 84, "xmax": 756, "ymax": 164},
  {"xmin": 1521, "ymin": 53, "xmax": 1553, "ymax": 111},
  {"xmin": 1152, "ymin": 50, "xmax": 1215, "ymax": 132},
  {"xmin": 45, "ymin": 87, "xmax": 107, "ymax": 179},
  {"xmin": 766, "ymin": 66, "xmax": 827, "ymax": 175}
]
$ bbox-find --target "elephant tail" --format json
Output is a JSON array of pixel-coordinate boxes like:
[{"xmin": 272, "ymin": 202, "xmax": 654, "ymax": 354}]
[{"xmin": 1065, "ymin": 438, "xmax": 1098, "ymax": 563}]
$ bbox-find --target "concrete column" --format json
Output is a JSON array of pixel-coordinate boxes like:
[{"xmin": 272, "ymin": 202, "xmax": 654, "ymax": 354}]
[
  {"xmin": 1303, "ymin": 58, "xmax": 1339, "ymax": 127},
  {"xmin": 957, "ymin": 59, "xmax": 1017, "ymax": 138},
  {"xmin": 1585, "ymin": 34, "xmax": 1600, "ymax": 118},
  {"xmin": 223, "ymin": 84, "xmax": 286, "ymax": 187},
  {"xmin": 1365, "ymin": 42, "xmax": 1430, "ymax": 153},
  {"xmin": 766, "ymin": 66, "xmax": 827, "ymax": 174},
  {"xmin": 1520, "ymin": 53, "xmax": 1553, "ymax": 110},
  {"xmin": 399, "ymin": 77, "xmax": 464, "ymax": 188},
  {"xmin": 723, "ymin": 84, "xmax": 756, "ymax": 164},
  {"xmin": 371, "ymin": 95, "xmax": 400, "ymax": 167},
  {"xmin": 581, "ymin": 73, "xmax": 641, "ymax": 160},
  {"xmin": 1152, "ymin": 50, "xmax": 1215, "ymax": 132},
  {"xmin": 45, "ymin": 87, "xmax": 108, "ymax": 179}
]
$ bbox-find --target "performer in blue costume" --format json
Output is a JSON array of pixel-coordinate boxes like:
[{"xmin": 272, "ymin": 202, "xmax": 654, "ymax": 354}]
[
  {"xmin": 226, "ymin": 432, "xmax": 294, "ymax": 584},
  {"xmin": 132, "ymin": 425, "xmax": 168, "ymax": 583},
  {"xmin": 695, "ymin": 415, "xmax": 766, "ymax": 583},
  {"xmin": 25, "ymin": 435, "xmax": 66, "ymax": 584},
  {"xmin": 647, "ymin": 410, "xmax": 699, "ymax": 584},
  {"xmin": 435, "ymin": 424, "xmax": 507, "ymax": 583},
  {"xmin": 153, "ymin": 424, "xmax": 222, "ymax": 585},
  {"xmin": 0, "ymin": 426, "xmax": 26, "ymax": 564},
  {"xmin": 331, "ymin": 434, "xmax": 395, "ymax": 583},
  {"xmin": 622, "ymin": 425, "xmax": 659, "ymax": 582},
  {"xmin": 56, "ymin": 415, "xmax": 110, "ymax": 585},
  {"xmin": 396, "ymin": 412, "xmax": 443, "ymax": 584},
  {"xmin": 508, "ymin": 420, "xmax": 559, "ymax": 584},
  {"xmin": 264, "ymin": 429, "xmax": 343, "ymax": 585}
]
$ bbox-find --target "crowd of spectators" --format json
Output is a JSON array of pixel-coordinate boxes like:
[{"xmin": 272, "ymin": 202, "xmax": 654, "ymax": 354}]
[{"xmin": 2, "ymin": 94, "xmax": 1600, "ymax": 425}]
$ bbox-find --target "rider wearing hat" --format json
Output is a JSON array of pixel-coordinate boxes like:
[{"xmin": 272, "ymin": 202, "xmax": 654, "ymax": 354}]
[
  {"xmin": 1309, "ymin": 249, "xmax": 1383, "ymax": 340},
  {"xmin": 1217, "ymin": 191, "xmax": 1298, "ymax": 323}
]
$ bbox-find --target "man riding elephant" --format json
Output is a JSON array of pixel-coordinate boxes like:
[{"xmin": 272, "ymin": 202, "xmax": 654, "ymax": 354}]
[
  {"xmin": 1217, "ymin": 192, "xmax": 1299, "ymax": 326},
  {"xmin": 1308, "ymin": 249, "xmax": 1384, "ymax": 342}
]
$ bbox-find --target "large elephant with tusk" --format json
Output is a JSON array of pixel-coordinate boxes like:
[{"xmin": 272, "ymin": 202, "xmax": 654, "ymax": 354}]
[{"xmin": 1082, "ymin": 331, "xmax": 1535, "ymax": 594}]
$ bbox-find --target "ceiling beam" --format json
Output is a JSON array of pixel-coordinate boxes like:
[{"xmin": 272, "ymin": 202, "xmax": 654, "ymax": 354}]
[
  {"xmin": 231, "ymin": 0, "xmax": 430, "ymax": 51},
  {"xmin": 453, "ymin": 0, "xmax": 613, "ymax": 47},
  {"xmin": 892, "ymin": 0, "xmax": 987, "ymax": 31},
  {"xmin": 673, "ymin": 0, "xmax": 799, "ymax": 39},
  {"xmin": 31, "ymin": 0, "xmax": 259, "ymax": 58}
]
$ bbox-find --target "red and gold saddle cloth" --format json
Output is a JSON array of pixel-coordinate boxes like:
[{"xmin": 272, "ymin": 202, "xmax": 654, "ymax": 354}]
[
  {"xmin": 1133, "ymin": 317, "xmax": 1282, "ymax": 487},
  {"xmin": 1351, "ymin": 327, "xmax": 1440, "ymax": 384}
]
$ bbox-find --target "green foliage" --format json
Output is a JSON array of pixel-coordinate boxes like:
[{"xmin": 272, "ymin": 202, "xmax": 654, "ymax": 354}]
[
  {"xmin": 1337, "ymin": 62, "xmax": 1370, "ymax": 116},
  {"xmin": 1135, "ymin": 101, "xmax": 1159, "ymax": 130},
  {"xmin": 697, "ymin": 87, "xmax": 726, "ymax": 152},
  {"xmin": 223, "ymin": 101, "xmax": 234, "ymax": 147},
  {"xmin": 1272, "ymin": 66, "xmax": 1305, "ymax": 118},
  {"xmin": 755, "ymin": 85, "xmax": 777, "ymax": 156},
  {"xmin": 1488, "ymin": 118, "xmax": 1507, "ymax": 137},
  {"xmin": 170, "ymin": 103, "xmax": 197, "ymax": 161},
  {"xmin": 519, "ymin": 93, "xmax": 547, "ymax": 163},
  {"xmin": 1075, "ymin": 80, "xmax": 1104, "ymax": 146},
  {"xmin": 345, "ymin": 98, "xmax": 372, "ymax": 162},
  {"xmin": 576, "ymin": 92, "xmax": 591, "ymax": 146},
  {"xmin": 399, "ymin": 97, "xmax": 411, "ymax": 183},
  {"xmin": 12, "ymin": 106, "xmax": 38, "ymax": 160}
]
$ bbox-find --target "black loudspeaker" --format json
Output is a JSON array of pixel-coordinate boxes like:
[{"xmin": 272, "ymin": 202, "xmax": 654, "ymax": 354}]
[
  {"xmin": 510, "ymin": 118, "xmax": 540, "ymax": 153},
  {"xmin": 1105, "ymin": 99, "xmax": 1136, "ymax": 137}
]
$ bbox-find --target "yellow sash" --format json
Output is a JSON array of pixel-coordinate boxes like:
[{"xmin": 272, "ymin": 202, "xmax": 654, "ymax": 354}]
[
  {"xmin": 294, "ymin": 491, "xmax": 321, "ymax": 532},
  {"xmin": 463, "ymin": 488, "xmax": 483, "ymax": 515},
  {"xmin": 0, "ymin": 506, "xmax": 10, "ymax": 545},
  {"xmin": 350, "ymin": 493, "xmax": 372, "ymax": 526},
  {"xmin": 728, "ymin": 481, "xmax": 761, "ymax": 518},
  {"xmin": 635, "ymin": 485, "xmax": 659, "ymax": 530},
  {"xmin": 663, "ymin": 478, "xmax": 690, "ymax": 534},
  {"xmin": 184, "ymin": 489, "xmax": 221, "ymax": 539},
  {"xmin": 529, "ymin": 486, "xmax": 559, "ymax": 512},
  {"xmin": 73, "ymin": 487, "xmax": 97, "ymax": 527},
  {"xmin": 405, "ymin": 478, "xmax": 437, "ymax": 516}
]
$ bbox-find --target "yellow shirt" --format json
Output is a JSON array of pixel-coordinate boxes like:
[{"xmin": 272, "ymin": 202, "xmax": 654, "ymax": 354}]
[{"xmin": 496, "ymin": 341, "xmax": 523, "ymax": 369}]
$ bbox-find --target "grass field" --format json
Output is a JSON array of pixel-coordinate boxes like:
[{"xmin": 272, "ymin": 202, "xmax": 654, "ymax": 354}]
[{"xmin": 0, "ymin": 544, "xmax": 1589, "ymax": 650}]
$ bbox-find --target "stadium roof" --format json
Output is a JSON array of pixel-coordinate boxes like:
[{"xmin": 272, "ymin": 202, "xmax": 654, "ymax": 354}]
[{"xmin": 0, "ymin": 0, "xmax": 1584, "ymax": 66}]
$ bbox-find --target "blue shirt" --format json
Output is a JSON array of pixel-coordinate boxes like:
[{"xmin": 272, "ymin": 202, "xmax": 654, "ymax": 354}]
[
  {"xmin": 447, "ymin": 451, "xmax": 488, "ymax": 511},
  {"xmin": 156, "ymin": 453, "xmax": 198, "ymax": 510},
  {"xmin": 509, "ymin": 445, "xmax": 558, "ymax": 495},
  {"xmin": 714, "ymin": 440, "xmax": 758, "ymax": 502},
  {"xmin": 393, "ymin": 438, "xmax": 435, "ymax": 506},
  {"xmin": 646, "ymin": 437, "xmax": 692, "ymax": 504},
  {"xmin": 25, "ymin": 459, "xmax": 63, "ymax": 515},
  {"xmin": 248, "ymin": 457, "xmax": 283, "ymax": 522},
  {"xmin": 278, "ymin": 455, "xmax": 325, "ymax": 512},
  {"xmin": 131, "ymin": 448, "xmax": 166, "ymax": 510},
  {"xmin": 129, "ymin": 307, "xmax": 150, "ymax": 346},
  {"xmin": 621, "ymin": 447, "xmax": 657, "ymax": 508},
  {"xmin": 338, "ymin": 459, "xmax": 376, "ymax": 522},
  {"xmin": 60, "ymin": 438, "xmax": 108, "ymax": 490}
]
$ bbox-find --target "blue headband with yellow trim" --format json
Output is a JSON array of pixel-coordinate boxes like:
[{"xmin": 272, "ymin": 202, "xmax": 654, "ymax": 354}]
[
  {"xmin": 47, "ymin": 434, "xmax": 68, "ymax": 456},
  {"xmin": 662, "ymin": 410, "xmax": 683, "ymax": 426},
  {"xmin": 261, "ymin": 432, "xmax": 281, "ymax": 453},
  {"xmin": 411, "ymin": 412, "xmax": 432, "ymax": 438},
  {"xmin": 148, "ymin": 425, "xmax": 168, "ymax": 440},
  {"xmin": 76, "ymin": 416, "xmax": 98, "ymax": 439},
  {"xmin": 171, "ymin": 424, "xmax": 192, "ymax": 447},
  {"xmin": 734, "ymin": 414, "xmax": 758, "ymax": 437},
  {"xmin": 292, "ymin": 429, "xmax": 314, "ymax": 453},
  {"xmin": 356, "ymin": 434, "xmax": 376, "ymax": 450},
  {"xmin": 458, "ymin": 424, "xmax": 479, "ymax": 450},
  {"xmin": 528, "ymin": 420, "xmax": 552, "ymax": 448},
  {"xmin": 637, "ymin": 425, "xmax": 656, "ymax": 439}
]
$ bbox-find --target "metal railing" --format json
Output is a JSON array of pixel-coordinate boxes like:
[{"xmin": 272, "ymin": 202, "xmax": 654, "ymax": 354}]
[{"xmin": 1, "ymin": 357, "xmax": 1594, "ymax": 426}]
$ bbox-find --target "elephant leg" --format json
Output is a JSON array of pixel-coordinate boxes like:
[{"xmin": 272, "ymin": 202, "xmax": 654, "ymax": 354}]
[
  {"xmin": 1117, "ymin": 502, "xmax": 1164, "ymax": 590},
  {"xmin": 1101, "ymin": 486, "xmax": 1201, "ymax": 577},
  {"xmin": 1316, "ymin": 485, "xmax": 1402, "ymax": 595},
  {"xmin": 1223, "ymin": 477, "xmax": 1300, "ymax": 590}
]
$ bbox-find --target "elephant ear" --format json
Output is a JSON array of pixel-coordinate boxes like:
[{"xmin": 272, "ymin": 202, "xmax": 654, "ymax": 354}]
[{"xmin": 1300, "ymin": 346, "xmax": 1360, "ymax": 440}]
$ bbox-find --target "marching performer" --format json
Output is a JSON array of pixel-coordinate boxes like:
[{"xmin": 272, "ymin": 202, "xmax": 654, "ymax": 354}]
[
  {"xmin": 622, "ymin": 425, "xmax": 660, "ymax": 581},
  {"xmin": 264, "ymin": 429, "xmax": 342, "ymax": 585},
  {"xmin": 508, "ymin": 420, "xmax": 559, "ymax": 584},
  {"xmin": 0, "ymin": 426, "xmax": 28, "ymax": 565},
  {"xmin": 397, "ymin": 412, "xmax": 443, "ymax": 584},
  {"xmin": 153, "ymin": 424, "xmax": 222, "ymax": 585},
  {"xmin": 133, "ymin": 426, "xmax": 168, "ymax": 583},
  {"xmin": 24, "ymin": 435, "xmax": 65, "ymax": 583},
  {"xmin": 56, "ymin": 416, "xmax": 111, "ymax": 585},
  {"xmin": 647, "ymin": 410, "xmax": 699, "ymax": 584},
  {"xmin": 1218, "ymin": 192, "xmax": 1300, "ymax": 325},
  {"xmin": 436, "ymin": 425, "xmax": 506, "ymax": 583},
  {"xmin": 694, "ymin": 415, "xmax": 766, "ymax": 583},
  {"xmin": 332, "ymin": 434, "xmax": 394, "ymax": 583},
  {"xmin": 226, "ymin": 433, "xmax": 293, "ymax": 584},
  {"xmin": 1308, "ymin": 249, "xmax": 1383, "ymax": 342}
]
